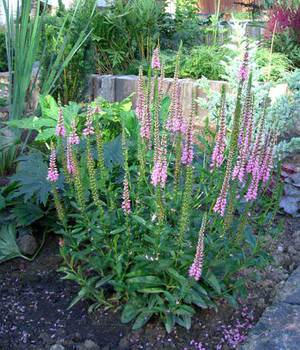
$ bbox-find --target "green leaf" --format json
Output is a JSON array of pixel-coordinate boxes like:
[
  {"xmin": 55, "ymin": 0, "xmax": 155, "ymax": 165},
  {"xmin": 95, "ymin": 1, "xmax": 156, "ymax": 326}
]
[
  {"xmin": 0, "ymin": 224, "xmax": 23, "ymax": 263},
  {"xmin": 0, "ymin": 194, "xmax": 6, "ymax": 210},
  {"xmin": 95, "ymin": 274, "xmax": 113, "ymax": 288},
  {"xmin": 138, "ymin": 288, "xmax": 165, "ymax": 293},
  {"xmin": 127, "ymin": 276, "xmax": 163, "ymax": 286},
  {"xmin": 132, "ymin": 312, "xmax": 153, "ymax": 330},
  {"xmin": 103, "ymin": 135, "xmax": 124, "ymax": 169},
  {"xmin": 165, "ymin": 313, "xmax": 175, "ymax": 333},
  {"xmin": 189, "ymin": 289, "xmax": 208, "ymax": 308},
  {"xmin": 244, "ymin": 226, "xmax": 257, "ymax": 249},
  {"xmin": 11, "ymin": 151, "xmax": 62, "ymax": 205},
  {"xmin": 68, "ymin": 288, "xmax": 88, "ymax": 309},
  {"xmin": 11, "ymin": 202, "xmax": 44, "ymax": 226},
  {"xmin": 175, "ymin": 315, "xmax": 192, "ymax": 330},
  {"xmin": 35, "ymin": 128, "xmax": 56, "ymax": 141},
  {"xmin": 204, "ymin": 272, "xmax": 222, "ymax": 295},
  {"xmin": 121, "ymin": 303, "xmax": 141, "ymax": 324},
  {"xmin": 132, "ymin": 215, "xmax": 153, "ymax": 230}
]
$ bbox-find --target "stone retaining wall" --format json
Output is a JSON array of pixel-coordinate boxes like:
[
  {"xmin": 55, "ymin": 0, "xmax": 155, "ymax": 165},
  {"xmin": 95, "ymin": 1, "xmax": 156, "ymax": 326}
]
[{"xmin": 88, "ymin": 74, "xmax": 287, "ymax": 127}]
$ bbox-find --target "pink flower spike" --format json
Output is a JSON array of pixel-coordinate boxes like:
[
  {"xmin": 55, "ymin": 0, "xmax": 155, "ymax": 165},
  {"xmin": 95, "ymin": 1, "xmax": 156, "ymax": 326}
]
[
  {"xmin": 68, "ymin": 120, "xmax": 80, "ymax": 145},
  {"xmin": 151, "ymin": 47, "xmax": 161, "ymax": 70},
  {"xmin": 151, "ymin": 132, "xmax": 168, "ymax": 188},
  {"xmin": 239, "ymin": 49, "xmax": 249, "ymax": 83},
  {"xmin": 66, "ymin": 141, "xmax": 75, "ymax": 175},
  {"xmin": 83, "ymin": 110, "xmax": 95, "ymax": 137},
  {"xmin": 47, "ymin": 146, "xmax": 59, "ymax": 183},
  {"xmin": 56, "ymin": 108, "xmax": 65, "ymax": 137},
  {"xmin": 189, "ymin": 214, "xmax": 207, "ymax": 281},
  {"xmin": 122, "ymin": 176, "xmax": 131, "ymax": 215},
  {"xmin": 213, "ymin": 194, "xmax": 227, "ymax": 217}
]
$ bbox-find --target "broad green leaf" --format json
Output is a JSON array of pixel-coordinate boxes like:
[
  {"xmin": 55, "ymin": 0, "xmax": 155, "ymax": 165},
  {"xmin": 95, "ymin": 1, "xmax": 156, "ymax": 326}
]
[
  {"xmin": 165, "ymin": 313, "xmax": 175, "ymax": 333},
  {"xmin": 132, "ymin": 312, "xmax": 153, "ymax": 330},
  {"xmin": 35, "ymin": 128, "xmax": 56, "ymax": 141},
  {"xmin": 95, "ymin": 274, "xmax": 114, "ymax": 288},
  {"xmin": 0, "ymin": 224, "xmax": 23, "ymax": 263},
  {"xmin": 121, "ymin": 303, "xmax": 141, "ymax": 324},
  {"xmin": 204, "ymin": 272, "xmax": 222, "ymax": 295},
  {"xmin": 11, "ymin": 203, "xmax": 44, "ymax": 226}
]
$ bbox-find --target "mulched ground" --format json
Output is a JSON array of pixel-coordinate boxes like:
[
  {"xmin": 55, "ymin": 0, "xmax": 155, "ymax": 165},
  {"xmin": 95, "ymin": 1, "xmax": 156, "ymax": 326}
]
[{"xmin": 0, "ymin": 217, "xmax": 299, "ymax": 350}]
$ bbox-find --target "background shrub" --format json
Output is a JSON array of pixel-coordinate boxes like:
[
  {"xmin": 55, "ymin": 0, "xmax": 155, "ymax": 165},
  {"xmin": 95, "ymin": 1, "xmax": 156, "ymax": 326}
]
[{"xmin": 0, "ymin": 30, "xmax": 8, "ymax": 72}]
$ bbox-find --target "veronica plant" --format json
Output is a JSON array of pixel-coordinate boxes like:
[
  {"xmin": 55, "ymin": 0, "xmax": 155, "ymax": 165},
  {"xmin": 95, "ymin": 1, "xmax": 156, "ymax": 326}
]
[{"xmin": 49, "ymin": 48, "xmax": 281, "ymax": 332}]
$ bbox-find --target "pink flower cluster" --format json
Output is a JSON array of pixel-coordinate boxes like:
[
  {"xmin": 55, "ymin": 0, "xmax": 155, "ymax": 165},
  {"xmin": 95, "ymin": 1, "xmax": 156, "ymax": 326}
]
[
  {"xmin": 151, "ymin": 133, "xmax": 168, "ymax": 188},
  {"xmin": 122, "ymin": 176, "xmax": 131, "ymax": 215},
  {"xmin": 167, "ymin": 83, "xmax": 186, "ymax": 134},
  {"xmin": 151, "ymin": 47, "xmax": 161, "ymax": 70},
  {"xmin": 136, "ymin": 68, "xmax": 145, "ymax": 122},
  {"xmin": 181, "ymin": 113, "xmax": 194, "ymax": 165},
  {"xmin": 83, "ymin": 108, "xmax": 95, "ymax": 137},
  {"xmin": 189, "ymin": 214, "xmax": 207, "ymax": 281},
  {"xmin": 66, "ymin": 141, "xmax": 75, "ymax": 175},
  {"xmin": 210, "ymin": 95, "xmax": 226, "ymax": 169},
  {"xmin": 239, "ymin": 50, "xmax": 249, "ymax": 83},
  {"xmin": 69, "ymin": 120, "xmax": 80, "ymax": 145},
  {"xmin": 47, "ymin": 146, "xmax": 59, "ymax": 182},
  {"xmin": 56, "ymin": 108, "xmax": 65, "ymax": 137},
  {"xmin": 232, "ymin": 91, "xmax": 253, "ymax": 182}
]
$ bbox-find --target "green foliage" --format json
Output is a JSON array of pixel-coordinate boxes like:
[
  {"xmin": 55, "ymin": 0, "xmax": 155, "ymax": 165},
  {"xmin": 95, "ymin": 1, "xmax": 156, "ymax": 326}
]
[
  {"xmin": 0, "ymin": 30, "xmax": 8, "ymax": 72},
  {"xmin": 0, "ymin": 224, "xmax": 23, "ymax": 263},
  {"xmin": 255, "ymin": 47, "xmax": 293, "ymax": 82},
  {"xmin": 10, "ymin": 151, "xmax": 53, "ymax": 206},
  {"xmin": 92, "ymin": 0, "xmax": 164, "ymax": 74},
  {"xmin": 3, "ymin": 0, "xmax": 42, "ymax": 120},
  {"xmin": 269, "ymin": 69, "xmax": 300, "ymax": 159},
  {"xmin": 180, "ymin": 46, "xmax": 228, "ymax": 80},
  {"xmin": 49, "ymin": 53, "xmax": 280, "ymax": 332},
  {"xmin": 271, "ymin": 31, "xmax": 300, "ymax": 69},
  {"xmin": 40, "ymin": 0, "xmax": 96, "ymax": 103}
]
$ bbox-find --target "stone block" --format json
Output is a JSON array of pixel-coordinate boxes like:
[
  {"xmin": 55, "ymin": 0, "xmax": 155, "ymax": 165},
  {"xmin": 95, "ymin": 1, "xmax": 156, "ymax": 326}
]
[
  {"xmin": 115, "ymin": 75, "xmax": 138, "ymax": 106},
  {"xmin": 88, "ymin": 74, "xmax": 115, "ymax": 102}
]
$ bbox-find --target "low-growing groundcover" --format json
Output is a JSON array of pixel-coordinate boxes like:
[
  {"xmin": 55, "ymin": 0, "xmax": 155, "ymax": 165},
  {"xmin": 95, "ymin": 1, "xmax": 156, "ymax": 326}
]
[{"xmin": 41, "ymin": 46, "xmax": 283, "ymax": 338}]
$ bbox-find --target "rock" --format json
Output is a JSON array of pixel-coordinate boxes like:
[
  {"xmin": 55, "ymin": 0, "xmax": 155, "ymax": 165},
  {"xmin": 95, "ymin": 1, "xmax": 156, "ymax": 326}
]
[
  {"xmin": 101, "ymin": 346, "xmax": 110, "ymax": 350},
  {"xmin": 277, "ymin": 244, "xmax": 284, "ymax": 253},
  {"xmin": 84, "ymin": 339, "xmax": 100, "ymax": 350},
  {"xmin": 118, "ymin": 336, "xmax": 130, "ymax": 350},
  {"xmin": 17, "ymin": 234, "xmax": 38, "ymax": 256},
  {"xmin": 39, "ymin": 332, "xmax": 52, "ymax": 345},
  {"xmin": 50, "ymin": 345, "xmax": 65, "ymax": 350}
]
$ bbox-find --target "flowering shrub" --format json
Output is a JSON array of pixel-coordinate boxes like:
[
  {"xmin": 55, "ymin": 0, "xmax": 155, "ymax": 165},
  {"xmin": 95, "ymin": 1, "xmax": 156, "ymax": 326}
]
[{"xmin": 47, "ymin": 47, "xmax": 281, "ymax": 332}]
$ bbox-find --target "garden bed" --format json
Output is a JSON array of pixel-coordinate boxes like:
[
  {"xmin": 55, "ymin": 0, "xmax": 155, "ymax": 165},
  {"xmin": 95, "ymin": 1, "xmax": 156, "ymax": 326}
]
[{"xmin": 0, "ymin": 217, "xmax": 299, "ymax": 350}]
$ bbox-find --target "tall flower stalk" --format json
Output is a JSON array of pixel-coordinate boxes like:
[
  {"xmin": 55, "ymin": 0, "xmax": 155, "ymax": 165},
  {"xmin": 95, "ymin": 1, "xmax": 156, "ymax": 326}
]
[
  {"xmin": 210, "ymin": 85, "xmax": 227, "ymax": 169},
  {"xmin": 213, "ymin": 55, "xmax": 246, "ymax": 216},
  {"xmin": 189, "ymin": 213, "xmax": 207, "ymax": 281},
  {"xmin": 47, "ymin": 143, "xmax": 66, "ymax": 225},
  {"xmin": 232, "ymin": 74, "xmax": 253, "ymax": 182},
  {"xmin": 178, "ymin": 165, "xmax": 193, "ymax": 248}
]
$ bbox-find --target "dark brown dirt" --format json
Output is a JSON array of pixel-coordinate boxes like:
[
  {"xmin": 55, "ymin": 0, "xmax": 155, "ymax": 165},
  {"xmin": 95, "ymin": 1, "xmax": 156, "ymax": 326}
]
[{"xmin": 0, "ymin": 217, "xmax": 299, "ymax": 350}]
